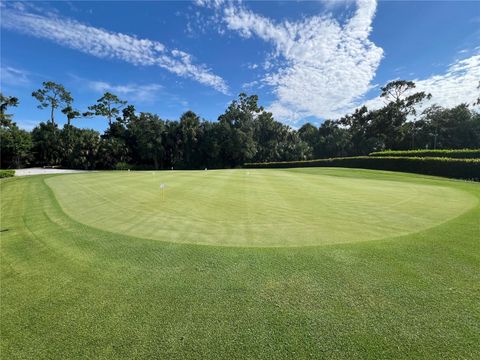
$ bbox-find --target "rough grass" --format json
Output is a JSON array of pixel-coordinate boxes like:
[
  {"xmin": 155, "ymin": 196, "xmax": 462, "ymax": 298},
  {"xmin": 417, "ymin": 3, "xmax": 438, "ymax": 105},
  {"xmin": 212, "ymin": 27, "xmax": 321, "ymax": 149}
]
[{"xmin": 1, "ymin": 168, "xmax": 479, "ymax": 359}]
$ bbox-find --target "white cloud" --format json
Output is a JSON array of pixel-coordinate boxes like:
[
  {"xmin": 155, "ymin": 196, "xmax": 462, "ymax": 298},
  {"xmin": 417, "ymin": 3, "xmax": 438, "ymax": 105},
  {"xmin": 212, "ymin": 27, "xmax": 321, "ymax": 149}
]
[
  {"xmin": 87, "ymin": 81, "xmax": 163, "ymax": 103},
  {"xmin": 242, "ymin": 80, "xmax": 261, "ymax": 90},
  {"xmin": 200, "ymin": 0, "xmax": 383, "ymax": 124},
  {"xmin": 193, "ymin": 0, "xmax": 225, "ymax": 9},
  {"xmin": 364, "ymin": 54, "xmax": 480, "ymax": 113},
  {"xmin": 321, "ymin": 0, "xmax": 357, "ymax": 10},
  {"xmin": 198, "ymin": 0, "xmax": 479, "ymax": 123},
  {"xmin": 69, "ymin": 74, "xmax": 189, "ymax": 107},
  {"xmin": 11, "ymin": 1, "xmax": 26, "ymax": 11},
  {"xmin": 1, "ymin": 5, "xmax": 229, "ymax": 94},
  {"xmin": 0, "ymin": 66, "xmax": 32, "ymax": 86}
]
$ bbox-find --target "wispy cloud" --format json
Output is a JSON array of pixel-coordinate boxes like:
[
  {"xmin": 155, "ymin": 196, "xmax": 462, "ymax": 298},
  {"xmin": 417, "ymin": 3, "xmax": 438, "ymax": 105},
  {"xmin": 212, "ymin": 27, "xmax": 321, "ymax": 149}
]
[
  {"xmin": 70, "ymin": 75, "xmax": 189, "ymax": 107},
  {"xmin": 198, "ymin": 0, "xmax": 383, "ymax": 124},
  {"xmin": 1, "ymin": 4, "xmax": 229, "ymax": 94},
  {"xmin": 364, "ymin": 54, "xmax": 480, "ymax": 113},
  {"xmin": 321, "ymin": 0, "xmax": 357, "ymax": 10},
  {"xmin": 0, "ymin": 66, "xmax": 32, "ymax": 87},
  {"xmin": 193, "ymin": 0, "xmax": 225, "ymax": 9},
  {"xmin": 86, "ymin": 81, "xmax": 163, "ymax": 103}
]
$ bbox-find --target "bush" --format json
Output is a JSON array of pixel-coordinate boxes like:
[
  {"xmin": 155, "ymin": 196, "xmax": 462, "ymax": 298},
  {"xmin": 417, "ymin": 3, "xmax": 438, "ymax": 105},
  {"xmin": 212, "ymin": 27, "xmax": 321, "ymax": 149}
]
[
  {"xmin": 0, "ymin": 170, "xmax": 15, "ymax": 178},
  {"xmin": 114, "ymin": 162, "xmax": 132, "ymax": 171},
  {"xmin": 245, "ymin": 156, "xmax": 480, "ymax": 180},
  {"xmin": 369, "ymin": 149, "xmax": 480, "ymax": 159}
]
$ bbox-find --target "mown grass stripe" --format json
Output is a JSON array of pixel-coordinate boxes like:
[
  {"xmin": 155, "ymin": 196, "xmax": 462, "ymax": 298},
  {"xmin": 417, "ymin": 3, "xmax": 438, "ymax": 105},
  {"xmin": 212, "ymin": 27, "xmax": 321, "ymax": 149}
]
[{"xmin": 1, "ymin": 170, "xmax": 479, "ymax": 358}]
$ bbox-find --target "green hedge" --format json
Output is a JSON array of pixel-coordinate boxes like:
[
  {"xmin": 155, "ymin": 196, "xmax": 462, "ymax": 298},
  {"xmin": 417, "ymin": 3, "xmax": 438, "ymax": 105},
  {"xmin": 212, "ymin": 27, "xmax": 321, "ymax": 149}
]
[
  {"xmin": 114, "ymin": 162, "xmax": 133, "ymax": 171},
  {"xmin": 0, "ymin": 170, "xmax": 15, "ymax": 178},
  {"xmin": 245, "ymin": 156, "xmax": 480, "ymax": 180},
  {"xmin": 369, "ymin": 149, "xmax": 480, "ymax": 159}
]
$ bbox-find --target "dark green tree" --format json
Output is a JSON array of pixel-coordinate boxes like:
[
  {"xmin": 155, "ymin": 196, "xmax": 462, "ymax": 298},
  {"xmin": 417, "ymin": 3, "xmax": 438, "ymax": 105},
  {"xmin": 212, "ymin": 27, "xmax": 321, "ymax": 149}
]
[
  {"xmin": 32, "ymin": 82, "xmax": 72, "ymax": 127},
  {"xmin": 317, "ymin": 120, "xmax": 351, "ymax": 158},
  {"xmin": 0, "ymin": 123, "xmax": 32, "ymax": 168},
  {"xmin": 61, "ymin": 106, "xmax": 81, "ymax": 126},
  {"xmin": 179, "ymin": 111, "xmax": 200, "ymax": 167},
  {"xmin": 86, "ymin": 92, "xmax": 127, "ymax": 126},
  {"xmin": 4, "ymin": 84, "xmax": 478, "ymax": 170},
  {"xmin": 298, "ymin": 123, "xmax": 319, "ymax": 158},
  {"xmin": 0, "ymin": 92, "xmax": 19, "ymax": 126},
  {"xmin": 278, "ymin": 128, "xmax": 312, "ymax": 161},
  {"xmin": 196, "ymin": 121, "xmax": 222, "ymax": 168},
  {"xmin": 419, "ymin": 104, "xmax": 480, "ymax": 149},
  {"xmin": 120, "ymin": 105, "xmax": 137, "ymax": 125},
  {"xmin": 254, "ymin": 112, "xmax": 311, "ymax": 162},
  {"xmin": 31, "ymin": 122, "xmax": 62, "ymax": 166},
  {"xmin": 127, "ymin": 113, "xmax": 166, "ymax": 169},
  {"xmin": 339, "ymin": 106, "xmax": 379, "ymax": 155},
  {"xmin": 374, "ymin": 80, "xmax": 432, "ymax": 149},
  {"xmin": 97, "ymin": 137, "xmax": 130, "ymax": 169},
  {"xmin": 217, "ymin": 93, "xmax": 262, "ymax": 167},
  {"xmin": 59, "ymin": 126, "xmax": 101, "ymax": 169},
  {"xmin": 72, "ymin": 129, "xmax": 101, "ymax": 170}
]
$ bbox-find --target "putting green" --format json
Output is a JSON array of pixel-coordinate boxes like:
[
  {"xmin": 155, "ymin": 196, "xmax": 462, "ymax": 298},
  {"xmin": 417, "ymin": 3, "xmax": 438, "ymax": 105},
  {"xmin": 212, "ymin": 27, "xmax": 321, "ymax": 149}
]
[
  {"xmin": 45, "ymin": 168, "xmax": 477, "ymax": 247},
  {"xmin": 2, "ymin": 169, "xmax": 480, "ymax": 358}
]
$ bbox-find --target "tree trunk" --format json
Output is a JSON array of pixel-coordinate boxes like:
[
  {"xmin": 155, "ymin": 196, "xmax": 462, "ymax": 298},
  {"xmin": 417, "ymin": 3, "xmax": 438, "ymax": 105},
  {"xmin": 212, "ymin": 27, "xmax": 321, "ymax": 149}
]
[{"xmin": 51, "ymin": 106, "xmax": 55, "ymax": 127}]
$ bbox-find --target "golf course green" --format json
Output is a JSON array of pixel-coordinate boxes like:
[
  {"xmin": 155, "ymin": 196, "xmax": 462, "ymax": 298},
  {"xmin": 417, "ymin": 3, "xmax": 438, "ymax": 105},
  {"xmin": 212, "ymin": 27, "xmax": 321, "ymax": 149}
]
[
  {"xmin": 47, "ymin": 169, "xmax": 475, "ymax": 246},
  {"xmin": 1, "ymin": 168, "xmax": 479, "ymax": 359}
]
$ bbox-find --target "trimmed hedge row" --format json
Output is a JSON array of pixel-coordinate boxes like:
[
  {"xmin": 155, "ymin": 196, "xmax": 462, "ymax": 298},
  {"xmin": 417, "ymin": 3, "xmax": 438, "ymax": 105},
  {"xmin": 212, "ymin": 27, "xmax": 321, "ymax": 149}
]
[
  {"xmin": 245, "ymin": 156, "xmax": 480, "ymax": 180},
  {"xmin": 369, "ymin": 149, "xmax": 480, "ymax": 159},
  {"xmin": 0, "ymin": 170, "xmax": 15, "ymax": 178}
]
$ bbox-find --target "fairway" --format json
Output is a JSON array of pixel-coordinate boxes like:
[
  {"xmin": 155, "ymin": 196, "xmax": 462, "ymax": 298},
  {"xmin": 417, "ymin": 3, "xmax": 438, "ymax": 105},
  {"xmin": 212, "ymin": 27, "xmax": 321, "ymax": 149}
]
[
  {"xmin": 1, "ymin": 168, "xmax": 480, "ymax": 359},
  {"xmin": 46, "ymin": 169, "xmax": 476, "ymax": 246}
]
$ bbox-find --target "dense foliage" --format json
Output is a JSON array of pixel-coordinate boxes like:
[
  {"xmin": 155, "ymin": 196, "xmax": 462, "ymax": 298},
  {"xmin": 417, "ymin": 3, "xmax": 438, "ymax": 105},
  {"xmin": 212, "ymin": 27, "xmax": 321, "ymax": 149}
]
[
  {"xmin": 369, "ymin": 149, "xmax": 480, "ymax": 159},
  {"xmin": 0, "ymin": 169, "xmax": 15, "ymax": 178},
  {"xmin": 1, "ymin": 79, "xmax": 479, "ymax": 170},
  {"xmin": 245, "ymin": 157, "xmax": 480, "ymax": 180}
]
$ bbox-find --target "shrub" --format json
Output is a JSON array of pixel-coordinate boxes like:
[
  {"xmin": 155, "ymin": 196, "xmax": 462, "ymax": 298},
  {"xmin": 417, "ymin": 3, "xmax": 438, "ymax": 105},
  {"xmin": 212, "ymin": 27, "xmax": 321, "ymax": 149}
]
[
  {"xmin": 369, "ymin": 149, "xmax": 480, "ymax": 159},
  {"xmin": 114, "ymin": 162, "xmax": 132, "ymax": 171},
  {"xmin": 0, "ymin": 170, "xmax": 15, "ymax": 178},
  {"xmin": 245, "ymin": 156, "xmax": 480, "ymax": 180}
]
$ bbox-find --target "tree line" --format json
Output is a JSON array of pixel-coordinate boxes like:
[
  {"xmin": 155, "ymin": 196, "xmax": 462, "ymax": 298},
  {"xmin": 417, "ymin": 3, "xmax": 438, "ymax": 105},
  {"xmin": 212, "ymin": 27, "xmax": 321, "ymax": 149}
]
[{"xmin": 1, "ymin": 80, "xmax": 479, "ymax": 170}]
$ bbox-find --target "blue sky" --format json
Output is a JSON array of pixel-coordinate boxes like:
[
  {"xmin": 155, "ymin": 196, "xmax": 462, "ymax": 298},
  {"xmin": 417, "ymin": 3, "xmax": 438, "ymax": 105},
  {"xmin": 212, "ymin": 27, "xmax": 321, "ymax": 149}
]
[{"xmin": 1, "ymin": 0, "xmax": 479, "ymax": 131}]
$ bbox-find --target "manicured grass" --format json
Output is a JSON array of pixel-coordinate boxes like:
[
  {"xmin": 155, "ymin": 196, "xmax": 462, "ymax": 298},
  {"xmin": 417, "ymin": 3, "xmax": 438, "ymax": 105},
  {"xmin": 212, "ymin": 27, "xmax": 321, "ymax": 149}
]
[
  {"xmin": 1, "ymin": 168, "xmax": 479, "ymax": 359},
  {"xmin": 46, "ymin": 169, "xmax": 475, "ymax": 246}
]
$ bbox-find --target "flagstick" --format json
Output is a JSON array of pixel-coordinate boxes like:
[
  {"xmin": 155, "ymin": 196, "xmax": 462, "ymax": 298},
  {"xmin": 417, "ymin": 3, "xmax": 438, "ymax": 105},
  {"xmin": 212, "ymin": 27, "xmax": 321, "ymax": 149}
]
[{"xmin": 160, "ymin": 183, "xmax": 165, "ymax": 201}]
